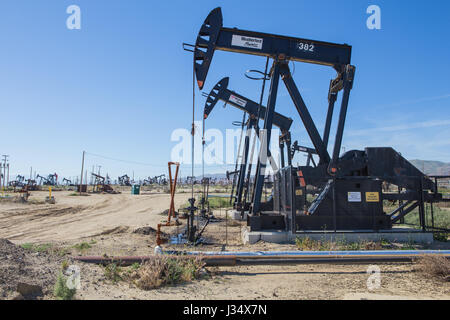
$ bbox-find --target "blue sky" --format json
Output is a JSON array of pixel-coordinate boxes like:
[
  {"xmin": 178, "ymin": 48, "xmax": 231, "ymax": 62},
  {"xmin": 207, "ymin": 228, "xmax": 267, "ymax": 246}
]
[{"xmin": 1, "ymin": 1, "xmax": 449, "ymax": 181}]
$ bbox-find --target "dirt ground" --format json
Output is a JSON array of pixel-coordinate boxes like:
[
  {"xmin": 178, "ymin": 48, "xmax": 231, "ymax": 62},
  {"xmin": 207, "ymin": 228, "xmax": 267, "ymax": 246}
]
[
  {"xmin": 0, "ymin": 191, "xmax": 192, "ymax": 243},
  {"xmin": 0, "ymin": 190, "xmax": 449, "ymax": 300}
]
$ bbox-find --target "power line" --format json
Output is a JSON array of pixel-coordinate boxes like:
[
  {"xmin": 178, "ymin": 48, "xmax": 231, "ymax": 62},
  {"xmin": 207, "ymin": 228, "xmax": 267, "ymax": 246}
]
[
  {"xmin": 85, "ymin": 151, "xmax": 229, "ymax": 170},
  {"xmin": 85, "ymin": 152, "xmax": 167, "ymax": 167}
]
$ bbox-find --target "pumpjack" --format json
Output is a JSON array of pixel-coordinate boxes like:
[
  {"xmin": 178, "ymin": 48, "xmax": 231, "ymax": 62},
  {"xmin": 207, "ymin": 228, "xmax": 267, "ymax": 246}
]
[
  {"xmin": 204, "ymin": 77, "xmax": 295, "ymax": 213},
  {"xmin": 36, "ymin": 173, "xmax": 58, "ymax": 186},
  {"xmin": 190, "ymin": 7, "xmax": 447, "ymax": 232},
  {"xmin": 91, "ymin": 173, "xmax": 115, "ymax": 193},
  {"xmin": 118, "ymin": 174, "xmax": 131, "ymax": 186},
  {"xmin": 9, "ymin": 175, "xmax": 25, "ymax": 188},
  {"xmin": 155, "ymin": 174, "xmax": 167, "ymax": 185},
  {"xmin": 25, "ymin": 179, "xmax": 38, "ymax": 191}
]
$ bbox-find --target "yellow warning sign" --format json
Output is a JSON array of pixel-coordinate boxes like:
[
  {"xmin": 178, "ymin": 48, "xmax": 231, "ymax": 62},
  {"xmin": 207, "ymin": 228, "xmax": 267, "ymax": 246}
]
[
  {"xmin": 295, "ymin": 189, "xmax": 303, "ymax": 196},
  {"xmin": 366, "ymin": 192, "xmax": 380, "ymax": 202}
]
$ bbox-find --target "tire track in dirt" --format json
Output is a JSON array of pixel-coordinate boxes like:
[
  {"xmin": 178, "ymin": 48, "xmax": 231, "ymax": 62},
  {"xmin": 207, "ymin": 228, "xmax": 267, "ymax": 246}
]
[{"xmin": 0, "ymin": 191, "xmax": 191, "ymax": 242}]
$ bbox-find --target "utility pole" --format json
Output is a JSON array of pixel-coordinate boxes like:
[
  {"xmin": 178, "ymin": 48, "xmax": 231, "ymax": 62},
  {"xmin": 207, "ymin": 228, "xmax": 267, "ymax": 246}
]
[
  {"xmin": 79, "ymin": 151, "xmax": 85, "ymax": 195},
  {"xmin": 2, "ymin": 155, "xmax": 9, "ymax": 191}
]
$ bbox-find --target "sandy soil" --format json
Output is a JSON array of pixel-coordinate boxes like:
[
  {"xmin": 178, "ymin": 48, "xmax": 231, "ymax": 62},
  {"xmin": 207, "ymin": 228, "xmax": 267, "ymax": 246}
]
[
  {"xmin": 0, "ymin": 191, "xmax": 449, "ymax": 300},
  {"xmin": 75, "ymin": 263, "xmax": 449, "ymax": 300},
  {"xmin": 0, "ymin": 191, "xmax": 191, "ymax": 243}
]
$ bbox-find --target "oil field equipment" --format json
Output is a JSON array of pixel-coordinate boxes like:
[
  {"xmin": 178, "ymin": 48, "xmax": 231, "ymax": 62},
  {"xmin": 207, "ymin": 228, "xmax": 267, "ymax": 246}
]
[
  {"xmin": 189, "ymin": 7, "xmax": 447, "ymax": 233},
  {"xmin": 291, "ymin": 140, "xmax": 318, "ymax": 168},
  {"xmin": 118, "ymin": 174, "xmax": 131, "ymax": 186},
  {"xmin": 203, "ymin": 77, "xmax": 294, "ymax": 214},
  {"xmin": 25, "ymin": 178, "xmax": 38, "ymax": 191},
  {"xmin": 36, "ymin": 173, "xmax": 58, "ymax": 186},
  {"xmin": 166, "ymin": 162, "xmax": 180, "ymax": 225},
  {"xmin": 199, "ymin": 177, "xmax": 211, "ymax": 218},
  {"xmin": 155, "ymin": 174, "xmax": 167, "ymax": 185},
  {"xmin": 91, "ymin": 173, "xmax": 115, "ymax": 193},
  {"xmin": 9, "ymin": 175, "xmax": 25, "ymax": 189}
]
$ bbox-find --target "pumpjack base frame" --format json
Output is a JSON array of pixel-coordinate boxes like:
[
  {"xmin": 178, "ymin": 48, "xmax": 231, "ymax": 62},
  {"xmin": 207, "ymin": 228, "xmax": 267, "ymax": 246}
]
[
  {"xmin": 247, "ymin": 213, "xmax": 392, "ymax": 232},
  {"xmin": 241, "ymin": 227, "xmax": 434, "ymax": 245}
]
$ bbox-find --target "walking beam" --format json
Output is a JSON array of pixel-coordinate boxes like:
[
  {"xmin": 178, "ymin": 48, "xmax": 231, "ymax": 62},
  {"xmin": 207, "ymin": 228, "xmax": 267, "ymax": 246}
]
[{"xmin": 194, "ymin": 8, "xmax": 352, "ymax": 90}]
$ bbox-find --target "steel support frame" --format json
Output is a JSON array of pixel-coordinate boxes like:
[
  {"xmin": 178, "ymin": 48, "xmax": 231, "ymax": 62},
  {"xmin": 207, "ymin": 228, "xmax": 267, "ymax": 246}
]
[
  {"xmin": 251, "ymin": 59, "xmax": 355, "ymax": 216},
  {"xmin": 251, "ymin": 60, "xmax": 281, "ymax": 214},
  {"xmin": 235, "ymin": 117, "xmax": 256, "ymax": 207}
]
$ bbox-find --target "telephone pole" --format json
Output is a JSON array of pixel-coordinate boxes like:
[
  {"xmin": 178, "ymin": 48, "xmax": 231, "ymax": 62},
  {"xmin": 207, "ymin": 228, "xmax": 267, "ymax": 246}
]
[
  {"xmin": 2, "ymin": 155, "xmax": 9, "ymax": 190},
  {"xmin": 79, "ymin": 151, "xmax": 85, "ymax": 195}
]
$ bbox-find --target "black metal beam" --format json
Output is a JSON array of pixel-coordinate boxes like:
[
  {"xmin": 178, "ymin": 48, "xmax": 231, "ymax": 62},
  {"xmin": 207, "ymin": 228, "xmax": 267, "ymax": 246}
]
[
  {"xmin": 194, "ymin": 8, "xmax": 352, "ymax": 89},
  {"xmin": 391, "ymin": 201, "xmax": 419, "ymax": 224},
  {"xmin": 204, "ymin": 77, "xmax": 293, "ymax": 132},
  {"xmin": 235, "ymin": 118, "xmax": 256, "ymax": 206},
  {"xmin": 328, "ymin": 65, "xmax": 355, "ymax": 175},
  {"xmin": 279, "ymin": 63, "xmax": 331, "ymax": 165},
  {"xmin": 251, "ymin": 61, "xmax": 281, "ymax": 214},
  {"xmin": 323, "ymin": 80, "xmax": 338, "ymax": 149}
]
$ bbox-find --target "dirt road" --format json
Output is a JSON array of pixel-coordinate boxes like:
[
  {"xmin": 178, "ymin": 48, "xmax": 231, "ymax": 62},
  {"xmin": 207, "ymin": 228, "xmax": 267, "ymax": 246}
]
[{"xmin": 0, "ymin": 191, "xmax": 190, "ymax": 243}]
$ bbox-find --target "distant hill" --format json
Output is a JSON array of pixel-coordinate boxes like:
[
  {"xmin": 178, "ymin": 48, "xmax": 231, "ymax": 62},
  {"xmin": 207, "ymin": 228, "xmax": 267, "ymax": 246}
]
[
  {"xmin": 409, "ymin": 160, "xmax": 450, "ymax": 176},
  {"xmin": 200, "ymin": 160, "xmax": 450, "ymax": 178}
]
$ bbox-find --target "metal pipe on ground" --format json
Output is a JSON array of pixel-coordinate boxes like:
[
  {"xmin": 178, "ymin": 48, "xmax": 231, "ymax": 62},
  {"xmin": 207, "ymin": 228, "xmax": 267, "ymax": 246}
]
[{"xmin": 74, "ymin": 250, "xmax": 450, "ymax": 267}]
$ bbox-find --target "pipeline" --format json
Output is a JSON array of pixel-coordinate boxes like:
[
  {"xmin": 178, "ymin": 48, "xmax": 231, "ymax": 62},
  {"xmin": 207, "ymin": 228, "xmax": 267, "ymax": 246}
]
[{"xmin": 74, "ymin": 250, "xmax": 450, "ymax": 267}]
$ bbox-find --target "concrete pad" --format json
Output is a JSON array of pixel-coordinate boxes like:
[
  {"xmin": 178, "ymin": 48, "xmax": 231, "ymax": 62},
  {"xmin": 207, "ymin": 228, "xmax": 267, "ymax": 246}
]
[
  {"xmin": 242, "ymin": 227, "xmax": 434, "ymax": 245},
  {"xmin": 228, "ymin": 210, "xmax": 248, "ymax": 221}
]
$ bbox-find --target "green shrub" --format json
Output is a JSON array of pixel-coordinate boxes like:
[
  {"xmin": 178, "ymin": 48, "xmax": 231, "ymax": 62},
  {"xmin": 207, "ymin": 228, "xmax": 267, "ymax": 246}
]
[
  {"xmin": 208, "ymin": 197, "xmax": 231, "ymax": 209},
  {"xmin": 434, "ymin": 232, "xmax": 449, "ymax": 242},
  {"xmin": 72, "ymin": 242, "xmax": 92, "ymax": 251},
  {"xmin": 104, "ymin": 263, "xmax": 122, "ymax": 283},
  {"xmin": 53, "ymin": 273, "xmax": 77, "ymax": 300}
]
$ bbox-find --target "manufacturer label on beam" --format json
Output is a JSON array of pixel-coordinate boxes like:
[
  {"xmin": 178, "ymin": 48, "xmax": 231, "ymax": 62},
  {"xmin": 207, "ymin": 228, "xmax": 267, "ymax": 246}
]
[
  {"xmin": 348, "ymin": 192, "xmax": 362, "ymax": 202},
  {"xmin": 229, "ymin": 94, "xmax": 248, "ymax": 107},
  {"xmin": 231, "ymin": 35, "xmax": 263, "ymax": 50},
  {"xmin": 366, "ymin": 192, "xmax": 380, "ymax": 202}
]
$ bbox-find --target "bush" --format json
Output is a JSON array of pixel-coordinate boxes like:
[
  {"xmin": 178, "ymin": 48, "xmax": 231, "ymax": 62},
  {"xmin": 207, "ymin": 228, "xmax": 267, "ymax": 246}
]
[
  {"xmin": 414, "ymin": 255, "xmax": 450, "ymax": 281},
  {"xmin": 208, "ymin": 197, "xmax": 231, "ymax": 209},
  {"xmin": 72, "ymin": 242, "xmax": 92, "ymax": 251},
  {"xmin": 21, "ymin": 243, "xmax": 53, "ymax": 253},
  {"xmin": 131, "ymin": 256, "xmax": 205, "ymax": 290},
  {"xmin": 53, "ymin": 273, "xmax": 77, "ymax": 300},
  {"xmin": 434, "ymin": 232, "xmax": 449, "ymax": 242},
  {"xmin": 104, "ymin": 263, "xmax": 122, "ymax": 283}
]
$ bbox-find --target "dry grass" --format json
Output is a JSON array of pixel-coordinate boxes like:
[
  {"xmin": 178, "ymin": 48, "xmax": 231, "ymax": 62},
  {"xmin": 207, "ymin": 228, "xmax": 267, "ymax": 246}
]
[
  {"xmin": 295, "ymin": 236, "xmax": 384, "ymax": 251},
  {"xmin": 414, "ymin": 255, "xmax": 450, "ymax": 282},
  {"xmin": 130, "ymin": 256, "xmax": 206, "ymax": 290},
  {"xmin": 225, "ymin": 219, "xmax": 242, "ymax": 227}
]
